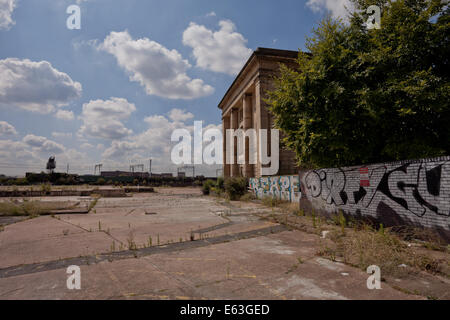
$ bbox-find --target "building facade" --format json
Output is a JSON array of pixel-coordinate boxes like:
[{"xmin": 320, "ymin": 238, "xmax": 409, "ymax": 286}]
[{"xmin": 219, "ymin": 48, "xmax": 300, "ymax": 178}]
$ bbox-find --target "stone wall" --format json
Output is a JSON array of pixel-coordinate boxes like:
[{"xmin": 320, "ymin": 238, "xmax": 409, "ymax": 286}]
[
  {"xmin": 299, "ymin": 156, "xmax": 450, "ymax": 241},
  {"xmin": 249, "ymin": 175, "xmax": 301, "ymax": 202}
]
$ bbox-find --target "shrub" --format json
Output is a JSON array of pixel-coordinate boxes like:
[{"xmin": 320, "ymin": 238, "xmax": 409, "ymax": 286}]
[
  {"xmin": 40, "ymin": 183, "xmax": 52, "ymax": 193},
  {"xmin": 224, "ymin": 177, "xmax": 248, "ymax": 200},
  {"xmin": 202, "ymin": 180, "xmax": 215, "ymax": 195},
  {"xmin": 193, "ymin": 180, "xmax": 203, "ymax": 187},
  {"xmin": 216, "ymin": 177, "xmax": 225, "ymax": 191},
  {"xmin": 240, "ymin": 193, "xmax": 255, "ymax": 202}
]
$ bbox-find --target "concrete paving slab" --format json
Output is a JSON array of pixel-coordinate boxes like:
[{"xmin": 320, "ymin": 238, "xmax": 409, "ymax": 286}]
[{"xmin": 0, "ymin": 188, "xmax": 434, "ymax": 300}]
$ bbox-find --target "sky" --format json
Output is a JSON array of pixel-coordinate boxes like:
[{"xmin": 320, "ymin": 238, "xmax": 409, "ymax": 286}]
[{"xmin": 0, "ymin": 0, "xmax": 353, "ymax": 176}]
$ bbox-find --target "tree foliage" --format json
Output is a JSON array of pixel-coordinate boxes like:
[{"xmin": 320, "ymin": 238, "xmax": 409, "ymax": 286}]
[{"xmin": 267, "ymin": 0, "xmax": 449, "ymax": 168}]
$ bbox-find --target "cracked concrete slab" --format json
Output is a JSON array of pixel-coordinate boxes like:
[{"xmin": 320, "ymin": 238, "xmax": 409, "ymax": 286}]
[{"xmin": 0, "ymin": 187, "xmax": 426, "ymax": 300}]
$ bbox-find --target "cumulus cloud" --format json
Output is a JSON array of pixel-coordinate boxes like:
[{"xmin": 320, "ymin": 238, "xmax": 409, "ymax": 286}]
[
  {"xmin": 102, "ymin": 109, "xmax": 184, "ymax": 162},
  {"xmin": 79, "ymin": 97, "xmax": 136, "ymax": 140},
  {"xmin": 55, "ymin": 109, "xmax": 75, "ymax": 120},
  {"xmin": 0, "ymin": 58, "xmax": 82, "ymax": 113},
  {"xmin": 101, "ymin": 108, "xmax": 221, "ymax": 176},
  {"xmin": 22, "ymin": 134, "xmax": 65, "ymax": 154},
  {"xmin": 0, "ymin": 121, "xmax": 17, "ymax": 135},
  {"xmin": 306, "ymin": 0, "xmax": 355, "ymax": 20},
  {"xmin": 99, "ymin": 31, "xmax": 214, "ymax": 100},
  {"xmin": 182, "ymin": 20, "xmax": 252, "ymax": 75},
  {"xmin": 0, "ymin": 135, "xmax": 94, "ymax": 175},
  {"xmin": 168, "ymin": 108, "xmax": 194, "ymax": 122},
  {"xmin": 0, "ymin": 0, "xmax": 16, "ymax": 30},
  {"xmin": 0, "ymin": 139, "xmax": 35, "ymax": 166}
]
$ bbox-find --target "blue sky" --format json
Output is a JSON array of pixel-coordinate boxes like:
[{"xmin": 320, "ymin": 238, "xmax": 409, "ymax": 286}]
[{"xmin": 0, "ymin": 0, "xmax": 350, "ymax": 176}]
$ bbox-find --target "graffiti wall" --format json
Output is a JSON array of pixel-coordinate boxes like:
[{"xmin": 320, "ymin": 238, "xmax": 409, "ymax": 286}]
[
  {"xmin": 249, "ymin": 175, "xmax": 301, "ymax": 202},
  {"xmin": 299, "ymin": 156, "xmax": 450, "ymax": 240}
]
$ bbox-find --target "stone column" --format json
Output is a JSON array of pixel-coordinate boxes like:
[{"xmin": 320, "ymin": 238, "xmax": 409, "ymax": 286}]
[
  {"xmin": 243, "ymin": 93, "xmax": 254, "ymax": 178},
  {"xmin": 256, "ymin": 78, "xmax": 272, "ymax": 177},
  {"xmin": 222, "ymin": 115, "xmax": 231, "ymax": 178},
  {"xmin": 230, "ymin": 108, "xmax": 239, "ymax": 177}
]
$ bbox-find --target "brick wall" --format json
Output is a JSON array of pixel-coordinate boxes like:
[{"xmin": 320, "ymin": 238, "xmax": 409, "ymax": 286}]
[{"xmin": 299, "ymin": 156, "xmax": 450, "ymax": 241}]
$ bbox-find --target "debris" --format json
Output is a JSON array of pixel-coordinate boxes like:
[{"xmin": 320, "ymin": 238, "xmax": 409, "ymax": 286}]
[{"xmin": 321, "ymin": 231, "xmax": 330, "ymax": 238}]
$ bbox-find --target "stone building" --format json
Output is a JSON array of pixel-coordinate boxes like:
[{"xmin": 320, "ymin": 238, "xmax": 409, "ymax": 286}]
[{"xmin": 219, "ymin": 48, "xmax": 300, "ymax": 178}]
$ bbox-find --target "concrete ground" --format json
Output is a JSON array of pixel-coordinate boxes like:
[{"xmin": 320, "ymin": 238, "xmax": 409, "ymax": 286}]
[{"xmin": 0, "ymin": 188, "xmax": 425, "ymax": 300}]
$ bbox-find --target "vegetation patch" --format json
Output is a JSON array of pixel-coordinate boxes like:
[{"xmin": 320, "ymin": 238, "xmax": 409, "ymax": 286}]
[{"xmin": 0, "ymin": 199, "xmax": 77, "ymax": 217}]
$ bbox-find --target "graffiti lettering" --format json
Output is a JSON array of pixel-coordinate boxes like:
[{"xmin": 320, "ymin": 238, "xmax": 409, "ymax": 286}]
[
  {"xmin": 300, "ymin": 158, "xmax": 450, "ymax": 235},
  {"xmin": 249, "ymin": 175, "xmax": 300, "ymax": 203}
]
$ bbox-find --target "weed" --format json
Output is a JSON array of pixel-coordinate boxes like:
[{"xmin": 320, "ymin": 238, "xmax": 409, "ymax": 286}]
[
  {"xmin": 379, "ymin": 223, "xmax": 385, "ymax": 235},
  {"xmin": 339, "ymin": 210, "xmax": 346, "ymax": 235},
  {"xmin": 127, "ymin": 231, "xmax": 137, "ymax": 250},
  {"xmin": 240, "ymin": 193, "xmax": 255, "ymax": 202},
  {"xmin": 88, "ymin": 197, "xmax": 100, "ymax": 213},
  {"xmin": 62, "ymin": 229, "xmax": 69, "ymax": 236},
  {"xmin": 148, "ymin": 236, "xmax": 152, "ymax": 247},
  {"xmin": 312, "ymin": 210, "xmax": 317, "ymax": 229}
]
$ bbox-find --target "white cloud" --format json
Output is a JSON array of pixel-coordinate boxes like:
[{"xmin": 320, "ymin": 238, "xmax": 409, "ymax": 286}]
[
  {"xmin": 22, "ymin": 134, "xmax": 65, "ymax": 154},
  {"xmin": 80, "ymin": 142, "xmax": 94, "ymax": 149},
  {"xmin": 0, "ymin": 135, "xmax": 94, "ymax": 175},
  {"xmin": 79, "ymin": 97, "xmax": 136, "ymax": 140},
  {"xmin": 206, "ymin": 11, "xmax": 216, "ymax": 17},
  {"xmin": 0, "ymin": 139, "xmax": 36, "ymax": 167},
  {"xmin": 99, "ymin": 30, "xmax": 214, "ymax": 100},
  {"xmin": 168, "ymin": 108, "xmax": 194, "ymax": 122},
  {"xmin": 101, "ymin": 108, "xmax": 221, "ymax": 176},
  {"xmin": 306, "ymin": 0, "xmax": 355, "ymax": 20},
  {"xmin": 55, "ymin": 109, "xmax": 75, "ymax": 120},
  {"xmin": 183, "ymin": 20, "xmax": 252, "ymax": 75},
  {"xmin": 51, "ymin": 132, "xmax": 73, "ymax": 139},
  {"xmin": 0, "ymin": 58, "xmax": 82, "ymax": 113},
  {"xmin": 0, "ymin": 0, "xmax": 16, "ymax": 30},
  {"xmin": 102, "ymin": 109, "xmax": 190, "ymax": 161},
  {"xmin": 0, "ymin": 121, "xmax": 17, "ymax": 135}
]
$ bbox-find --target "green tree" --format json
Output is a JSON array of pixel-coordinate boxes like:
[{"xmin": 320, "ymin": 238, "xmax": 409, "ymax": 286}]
[{"xmin": 267, "ymin": 0, "xmax": 449, "ymax": 168}]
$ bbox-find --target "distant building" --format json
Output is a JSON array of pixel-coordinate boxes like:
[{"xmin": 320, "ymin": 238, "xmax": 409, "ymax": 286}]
[{"xmin": 219, "ymin": 48, "xmax": 300, "ymax": 178}]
